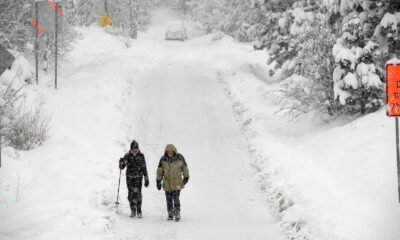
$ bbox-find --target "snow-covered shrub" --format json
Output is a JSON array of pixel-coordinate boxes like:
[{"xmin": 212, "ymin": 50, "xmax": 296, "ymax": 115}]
[
  {"xmin": 0, "ymin": 55, "xmax": 50, "ymax": 151},
  {"xmin": 0, "ymin": 75, "xmax": 23, "ymax": 147},
  {"xmin": 9, "ymin": 54, "xmax": 34, "ymax": 84},
  {"xmin": 8, "ymin": 104, "xmax": 50, "ymax": 151}
]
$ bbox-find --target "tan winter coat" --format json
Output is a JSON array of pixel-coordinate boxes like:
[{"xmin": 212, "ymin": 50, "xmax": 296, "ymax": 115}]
[{"xmin": 156, "ymin": 144, "xmax": 190, "ymax": 192}]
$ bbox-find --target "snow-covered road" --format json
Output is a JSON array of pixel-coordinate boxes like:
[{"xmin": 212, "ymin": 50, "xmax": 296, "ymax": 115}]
[
  {"xmin": 0, "ymin": 9, "xmax": 285, "ymax": 240},
  {"xmin": 108, "ymin": 10, "xmax": 284, "ymax": 240},
  {"xmin": 112, "ymin": 60, "xmax": 284, "ymax": 240}
]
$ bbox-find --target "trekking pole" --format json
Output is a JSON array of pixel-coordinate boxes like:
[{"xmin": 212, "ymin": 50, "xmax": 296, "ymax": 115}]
[{"xmin": 115, "ymin": 169, "xmax": 122, "ymax": 205}]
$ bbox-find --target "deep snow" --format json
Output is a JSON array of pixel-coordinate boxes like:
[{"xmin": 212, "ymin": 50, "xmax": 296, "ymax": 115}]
[
  {"xmin": 218, "ymin": 62, "xmax": 400, "ymax": 239},
  {"xmin": 0, "ymin": 9, "xmax": 284, "ymax": 240}
]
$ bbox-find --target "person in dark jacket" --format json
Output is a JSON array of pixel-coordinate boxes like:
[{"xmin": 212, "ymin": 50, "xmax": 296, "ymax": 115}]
[
  {"xmin": 156, "ymin": 144, "xmax": 190, "ymax": 221},
  {"xmin": 119, "ymin": 140, "xmax": 149, "ymax": 218}
]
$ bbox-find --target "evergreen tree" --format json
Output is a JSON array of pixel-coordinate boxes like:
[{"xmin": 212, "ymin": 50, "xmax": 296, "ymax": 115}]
[
  {"xmin": 0, "ymin": 0, "xmax": 32, "ymax": 51},
  {"xmin": 184, "ymin": 0, "xmax": 399, "ymax": 117}
]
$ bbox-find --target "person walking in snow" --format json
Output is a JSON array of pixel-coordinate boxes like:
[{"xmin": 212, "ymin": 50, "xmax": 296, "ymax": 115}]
[
  {"xmin": 119, "ymin": 140, "xmax": 149, "ymax": 218},
  {"xmin": 156, "ymin": 144, "xmax": 190, "ymax": 221}
]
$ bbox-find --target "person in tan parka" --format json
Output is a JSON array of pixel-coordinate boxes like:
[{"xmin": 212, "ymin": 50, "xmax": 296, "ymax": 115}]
[{"xmin": 156, "ymin": 144, "xmax": 189, "ymax": 221}]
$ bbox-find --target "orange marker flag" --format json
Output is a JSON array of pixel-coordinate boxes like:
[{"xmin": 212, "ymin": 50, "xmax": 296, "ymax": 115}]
[
  {"xmin": 49, "ymin": 1, "xmax": 63, "ymax": 15},
  {"xmin": 31, "ymin": 19, "xmax": 44, "ymax": 33}
]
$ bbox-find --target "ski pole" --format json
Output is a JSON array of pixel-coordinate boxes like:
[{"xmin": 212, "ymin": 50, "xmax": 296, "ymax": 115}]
[{"xmin": 115, "ymin": 169, "xmax": 122, "ymax": 205}]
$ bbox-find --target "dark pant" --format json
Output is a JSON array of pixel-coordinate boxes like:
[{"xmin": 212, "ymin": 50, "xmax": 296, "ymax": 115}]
[
  {"xmin": 165, "ymin": 190, "xmax": 181, "ymax": 214},
  {"xmin": 126, "ymin": 178, "xmax": 142, "ymax": 212}
]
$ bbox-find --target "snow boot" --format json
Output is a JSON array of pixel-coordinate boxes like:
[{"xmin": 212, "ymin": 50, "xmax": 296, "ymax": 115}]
[
  {"xmin": 137, "ymin": 208, "xmax": 143, "ymax": 219},
  {"xmin": 130, "ymin": 208, "xmax": 137, "ymax": 218},
  {"xmin": 167, "ymin": 212, "xmax": 174, "ymax": 221},
  {"xmin": 175, "ymin": 211, "xmax": 181, "ymax": 222}
]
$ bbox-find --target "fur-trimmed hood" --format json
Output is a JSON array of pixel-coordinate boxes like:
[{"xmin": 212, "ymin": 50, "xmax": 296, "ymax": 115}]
[{"xmin": 164, "ymin": 144, "xmax": 177, "ymax": 154}]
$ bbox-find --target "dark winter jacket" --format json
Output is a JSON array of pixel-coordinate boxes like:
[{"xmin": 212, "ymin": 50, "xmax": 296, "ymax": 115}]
[
  {"xmin": 120, "ymin": 152, "xmax": 149, "ymax": 182},
  {"xmin": 157, "ymin": 144, "xmax": 190, "ymax": 192}
]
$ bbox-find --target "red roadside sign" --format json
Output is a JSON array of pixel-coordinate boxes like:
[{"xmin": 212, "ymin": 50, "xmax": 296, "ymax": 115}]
[
  {"xmin": 387, "ymin": 62, "xmax": 400, "ymax": 203},
  {"xmin": 386, "ymin": 63, "xmax": 400, "ymax": 116}
]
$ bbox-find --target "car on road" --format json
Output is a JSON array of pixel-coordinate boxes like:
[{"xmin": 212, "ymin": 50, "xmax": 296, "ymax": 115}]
[{"xmin": 165, "ymin": 21, "xmax": 187, "ymax": 41}]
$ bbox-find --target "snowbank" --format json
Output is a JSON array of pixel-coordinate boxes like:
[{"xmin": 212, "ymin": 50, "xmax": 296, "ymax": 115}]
[
  {"xmin": 0, "ymin": 27, "xmax": 148, "ymax": 239},
  {"xmin": 217, "ymin": 60, "xmax": 400, "ymax": 240}
]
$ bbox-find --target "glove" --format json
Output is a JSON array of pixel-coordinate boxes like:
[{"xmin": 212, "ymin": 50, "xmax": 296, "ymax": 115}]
[
  {"xmin": 144, "ymin": 179, "xmax": 149, "ymax": 188},
  {"xmin": 183, "ymin": 177, "xmax": 189, "ymax": 185},
  {"xmin": 156, "ymin": 180, "xmax": 162, "ymax": 190},
  {"xmin": 119, "ymin": 158, "xmax": 125, "ymax": 170}
]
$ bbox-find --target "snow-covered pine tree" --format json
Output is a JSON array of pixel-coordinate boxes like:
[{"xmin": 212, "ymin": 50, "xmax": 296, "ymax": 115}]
[
  {"xmin": 288, "ymin": 13, "xmax": 335, "ymax": 116},
  {"xmin": 182, "ymin": 0, "xmax": 399, "ymax": 117},
  {"xmin": 0, "ymin": 0, "xmax": 32, "ymax": 51},
  {"xmin": 329, "ymin": 0, "xmax": 393, "ymax": 114}
]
